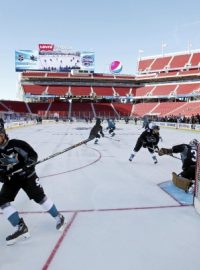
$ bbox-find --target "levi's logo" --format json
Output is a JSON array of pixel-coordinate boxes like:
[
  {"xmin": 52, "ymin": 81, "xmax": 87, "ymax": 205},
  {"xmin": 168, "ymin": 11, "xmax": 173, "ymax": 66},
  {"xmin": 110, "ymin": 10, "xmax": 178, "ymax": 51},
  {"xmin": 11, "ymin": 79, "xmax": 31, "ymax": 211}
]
[{"xmin": 39, "ymin": 44, "xmax": 54, "ymax": 51}]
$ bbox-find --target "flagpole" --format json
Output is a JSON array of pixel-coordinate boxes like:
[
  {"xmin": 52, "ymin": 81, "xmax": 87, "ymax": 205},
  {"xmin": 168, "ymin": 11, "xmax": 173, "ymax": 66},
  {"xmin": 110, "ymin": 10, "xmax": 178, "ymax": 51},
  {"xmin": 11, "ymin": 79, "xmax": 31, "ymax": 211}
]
[
  {"xmin": 161, "ymin": 41, "xmax": 167, "ymax": 57},
  {"xmin": 188, "ymin": 40, "xmax": 192, "ymax": 53}
]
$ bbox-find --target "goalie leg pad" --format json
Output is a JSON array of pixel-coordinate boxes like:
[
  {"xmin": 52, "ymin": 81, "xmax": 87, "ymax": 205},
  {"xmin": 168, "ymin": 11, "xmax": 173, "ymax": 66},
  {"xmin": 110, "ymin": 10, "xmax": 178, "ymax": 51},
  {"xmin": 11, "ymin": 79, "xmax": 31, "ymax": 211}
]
[{"xmin": 172, "ymin": 172, "xmax": 192, "ymax": 192}]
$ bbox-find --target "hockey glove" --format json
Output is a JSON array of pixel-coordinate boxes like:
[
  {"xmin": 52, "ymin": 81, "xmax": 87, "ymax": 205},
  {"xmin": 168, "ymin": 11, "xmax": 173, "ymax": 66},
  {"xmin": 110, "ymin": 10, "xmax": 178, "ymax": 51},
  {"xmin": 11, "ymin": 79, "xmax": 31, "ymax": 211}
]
[
  {"xmin": 0, "ymin": 153, "xmax": 19, "ymax": 169},
  {"xmin": 158, "ymin": 148, "xmax": 173, "ymax": 156}
]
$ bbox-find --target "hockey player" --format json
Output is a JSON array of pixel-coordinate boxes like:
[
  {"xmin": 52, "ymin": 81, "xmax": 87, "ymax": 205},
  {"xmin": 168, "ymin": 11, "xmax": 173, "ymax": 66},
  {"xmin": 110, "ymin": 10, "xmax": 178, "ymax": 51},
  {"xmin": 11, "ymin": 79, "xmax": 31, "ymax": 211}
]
[
  {"xmin": 129, "ymin": 123, "xmax": 160, "ymax": 164},
  {"xmin": 106, "ymin": 118, "xmax": 116, "ymax": 137},
  {"xmin": 142, "ymin": 116, "xmax": 151, "ymax": 129},
  {"xmin": 0, "ymin": 127, "xmax": 65, "ymax": 245},
  {"xmin": 90, "ymin": 118, "xmax": 104, "ymax": 144},
  {"xmin": 158, "ymin": 139, "xmax": 199, "ymax": 192}
]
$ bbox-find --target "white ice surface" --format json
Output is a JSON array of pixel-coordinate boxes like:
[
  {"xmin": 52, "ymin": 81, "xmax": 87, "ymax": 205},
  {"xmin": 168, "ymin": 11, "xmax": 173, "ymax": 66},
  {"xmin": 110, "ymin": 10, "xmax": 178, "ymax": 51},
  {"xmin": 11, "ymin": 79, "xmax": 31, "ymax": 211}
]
[{"xmin": 0, "ymin": 121, "xmax": 200, "ymax": 270}]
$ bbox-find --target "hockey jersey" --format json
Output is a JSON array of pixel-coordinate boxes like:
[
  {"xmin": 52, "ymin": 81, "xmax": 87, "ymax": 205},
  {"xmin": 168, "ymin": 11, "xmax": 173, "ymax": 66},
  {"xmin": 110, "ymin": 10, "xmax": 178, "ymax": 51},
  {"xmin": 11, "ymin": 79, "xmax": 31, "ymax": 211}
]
[{"xmin": 0, "ymin": 139, "xmax": 38, "ymax": 179}]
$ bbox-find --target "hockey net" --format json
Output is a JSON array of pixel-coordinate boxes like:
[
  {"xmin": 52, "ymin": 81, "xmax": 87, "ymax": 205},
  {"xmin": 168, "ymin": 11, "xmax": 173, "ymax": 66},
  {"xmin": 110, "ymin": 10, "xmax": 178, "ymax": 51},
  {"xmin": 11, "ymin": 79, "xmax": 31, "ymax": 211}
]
[{"xmin": 194, "ymin": 144, "xmax": 200, "ymax": 214}]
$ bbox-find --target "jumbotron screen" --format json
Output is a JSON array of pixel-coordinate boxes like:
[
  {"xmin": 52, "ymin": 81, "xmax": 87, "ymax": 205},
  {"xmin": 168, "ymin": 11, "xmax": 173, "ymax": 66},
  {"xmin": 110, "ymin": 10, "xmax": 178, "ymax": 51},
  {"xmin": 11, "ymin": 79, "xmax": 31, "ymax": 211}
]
[{"xmin": 15, "ymin": 44, "xmax": 95, "ymax": 72}]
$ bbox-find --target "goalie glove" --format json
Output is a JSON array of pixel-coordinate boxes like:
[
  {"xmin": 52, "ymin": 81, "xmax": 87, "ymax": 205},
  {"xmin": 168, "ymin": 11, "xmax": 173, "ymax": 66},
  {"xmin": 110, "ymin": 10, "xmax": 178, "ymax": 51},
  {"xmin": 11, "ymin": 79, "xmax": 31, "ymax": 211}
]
[{"xmin": 158, "ymin": 148, "xmax": 173, "ymax": 156}]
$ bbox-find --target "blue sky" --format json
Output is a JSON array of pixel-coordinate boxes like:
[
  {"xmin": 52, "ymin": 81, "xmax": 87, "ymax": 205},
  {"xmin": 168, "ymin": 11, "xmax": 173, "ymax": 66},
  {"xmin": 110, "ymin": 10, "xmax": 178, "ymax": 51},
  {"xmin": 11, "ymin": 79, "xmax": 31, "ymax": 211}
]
[{"xmin": 1, "ymin": 0, "xmax": 200, "ymax": 100}]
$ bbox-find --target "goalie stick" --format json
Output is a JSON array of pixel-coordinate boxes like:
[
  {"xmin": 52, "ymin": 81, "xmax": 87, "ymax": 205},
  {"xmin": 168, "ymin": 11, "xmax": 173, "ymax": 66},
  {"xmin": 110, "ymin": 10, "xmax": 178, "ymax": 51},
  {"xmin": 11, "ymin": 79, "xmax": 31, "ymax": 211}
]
[{"xmin": 8, "ymin": 135, "xmax": 96, "ymax": 177}]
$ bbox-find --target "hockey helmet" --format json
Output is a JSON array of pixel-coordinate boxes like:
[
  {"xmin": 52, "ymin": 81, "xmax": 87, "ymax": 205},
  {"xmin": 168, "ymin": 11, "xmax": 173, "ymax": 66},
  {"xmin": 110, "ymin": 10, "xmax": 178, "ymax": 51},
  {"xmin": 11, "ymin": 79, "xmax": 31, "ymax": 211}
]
[
  {"xmin": 149, "ymin": 123, "xmax": 160, "ymax": 131},
  {"xmin": 96, "ymin": 118, "xmax": 101, "ymax": 125},
  {"xmin": 189, "ymin": 138, "xmax": 199, "ymax": 147}
]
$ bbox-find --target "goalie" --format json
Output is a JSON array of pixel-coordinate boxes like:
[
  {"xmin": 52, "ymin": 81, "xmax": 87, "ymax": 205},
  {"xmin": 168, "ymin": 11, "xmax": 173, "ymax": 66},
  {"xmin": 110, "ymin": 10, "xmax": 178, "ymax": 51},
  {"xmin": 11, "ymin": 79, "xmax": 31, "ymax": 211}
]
[{"xmin": 158, "ymin": 139, "xmax": 199, "ymax": 192}]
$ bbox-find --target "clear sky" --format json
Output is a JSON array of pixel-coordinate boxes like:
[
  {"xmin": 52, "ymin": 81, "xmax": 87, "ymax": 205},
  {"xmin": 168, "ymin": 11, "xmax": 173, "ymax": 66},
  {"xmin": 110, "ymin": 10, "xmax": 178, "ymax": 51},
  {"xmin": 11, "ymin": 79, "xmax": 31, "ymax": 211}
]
[{"xmin": 1, "ymin": 0, "xmax": 200, "ymax": 100}]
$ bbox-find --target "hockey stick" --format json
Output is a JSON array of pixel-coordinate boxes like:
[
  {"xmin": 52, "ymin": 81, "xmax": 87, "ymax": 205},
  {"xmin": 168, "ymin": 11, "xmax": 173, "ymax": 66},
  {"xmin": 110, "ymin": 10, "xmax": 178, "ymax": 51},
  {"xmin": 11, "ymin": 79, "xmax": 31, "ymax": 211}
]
[
  {"xmin": 104, "ymin": 135, "xmax": 120, "ymax": 142},
  {"xmin": 167, "ymin": 154, "xmax": 181, "ymax": 160},
  {"xmin": 9, "ymin": 136, "xmax": 95, "ymax": 177}
]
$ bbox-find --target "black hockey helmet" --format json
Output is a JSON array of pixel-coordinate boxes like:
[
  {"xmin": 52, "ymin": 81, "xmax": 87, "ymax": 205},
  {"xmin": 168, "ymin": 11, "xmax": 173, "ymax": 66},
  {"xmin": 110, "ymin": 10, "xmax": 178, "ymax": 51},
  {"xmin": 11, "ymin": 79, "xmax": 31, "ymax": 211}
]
[
  {"xmin": 149, "ymin": 123, "xmax": 160, "ymax": 131},
  {"xmin": 189, "ymin": 138, "xmax": 199, "ymax": 147},
  {"xmin": 96, "ymin": 118, "xmax": 101, "ymax": 125}
]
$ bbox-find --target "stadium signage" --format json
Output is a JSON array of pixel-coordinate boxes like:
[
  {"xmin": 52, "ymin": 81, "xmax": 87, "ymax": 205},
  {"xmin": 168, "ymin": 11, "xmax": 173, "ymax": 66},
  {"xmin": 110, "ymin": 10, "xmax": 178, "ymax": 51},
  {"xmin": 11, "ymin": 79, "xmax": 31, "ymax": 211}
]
[
  {"xmin": 39, "ymin": 44, "xmax": 54, "ymax": 51},
  {"xmin": 15, "ymin": 45, "xmax": 95, "ymax": 72}
]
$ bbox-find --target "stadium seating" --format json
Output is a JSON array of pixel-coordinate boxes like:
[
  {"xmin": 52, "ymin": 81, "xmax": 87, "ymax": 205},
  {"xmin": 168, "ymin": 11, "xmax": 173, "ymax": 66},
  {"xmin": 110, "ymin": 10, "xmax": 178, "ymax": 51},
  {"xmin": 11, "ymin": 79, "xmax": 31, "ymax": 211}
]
[
  {"xmin": 70, "ymin": 86, "xmax": 91, "ymax": 96},
  {"xmin": 190, "ymin": 52, "xmax": 200, "ymax": 67},
  {"xmin": 135, "ymin": 86, "xmax": 156, "ymax": 97},
  {"xmin": 23, "ymin": 85, "xmax": 47, "ymax": 95},
  {"xmin": 133, "ymin": 102, "xmax": 158, "ymax": 116},
  {"xmin": 150, "ymin": 56, "xmax": 171, "ymax": 71},
  {"xmin": 169, "ymin": 54, "xmax": 191, "ymax": 69},
  {"xmin": 1, "ymin": 100, "xmax": 29, "ymax": 113},
  {"xmin": 112, "ymin": 103, "xmax": 133, "ymax": 117},
  {"xmin": 176, "ymin": 82, "xmax": 200, "ymax": 95},
  {"xmin": 151, "ymin": 84, "xmax": 178, "ymax": 96},
  {"xmin": 113, "ymin": 87, "xmax": 132, "ymax": 96},
  {"xmin": 93, "ymin": 103, "xmax": 116, "ymax": 118},
  {"xmin": 47, "ymin": 86, "xmax": 69, "ymax": 96},
  {"xmin": 28, "ymin": 102, "xmax": 50, "ymax": 114},
  {"xmin": 151, "ymin": 102, "xmax": 185, "ymax": 116},
  {"xmin": 93, "ymin": 87, "xmax": 114, "ymax": 96},
  {"xmin": 71, "ymin": 102, "xmax": 94, "ymax": 118}
]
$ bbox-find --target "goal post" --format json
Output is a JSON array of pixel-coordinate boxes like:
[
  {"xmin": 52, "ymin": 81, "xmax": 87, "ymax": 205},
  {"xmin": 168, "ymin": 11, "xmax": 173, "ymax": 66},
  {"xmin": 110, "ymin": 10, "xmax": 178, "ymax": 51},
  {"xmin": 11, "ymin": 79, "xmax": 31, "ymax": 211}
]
[{"xmin": 194, "ymin": 144, "xmax": 200, "ymax": 214}]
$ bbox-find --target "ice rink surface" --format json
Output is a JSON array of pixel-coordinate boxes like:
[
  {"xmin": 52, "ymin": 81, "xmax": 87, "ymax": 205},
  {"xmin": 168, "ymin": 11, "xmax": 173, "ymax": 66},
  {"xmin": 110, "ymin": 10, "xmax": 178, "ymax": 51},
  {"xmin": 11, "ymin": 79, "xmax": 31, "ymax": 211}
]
[{"xmin": 1, "ymin": 121, "xmax": 200, "ymax": 270}]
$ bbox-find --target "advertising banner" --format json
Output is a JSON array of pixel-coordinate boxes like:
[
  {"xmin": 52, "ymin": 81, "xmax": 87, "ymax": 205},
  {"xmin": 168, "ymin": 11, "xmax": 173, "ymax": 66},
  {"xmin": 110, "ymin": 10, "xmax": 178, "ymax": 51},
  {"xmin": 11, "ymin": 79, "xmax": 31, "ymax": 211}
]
[
  {"xmin": 15, "ymin": 50, "xmax": 39, "ymax": 71},
  {"xmin": 15, "ymin": 46, "xmax": 95, "ymax": 72},
  {"xmin": 38, "ymin": 44, "xmax": 54, "ymax": 51},
  {"xmin": 80, "ymin": 52, "xmax": 95, "ymax": 70}
]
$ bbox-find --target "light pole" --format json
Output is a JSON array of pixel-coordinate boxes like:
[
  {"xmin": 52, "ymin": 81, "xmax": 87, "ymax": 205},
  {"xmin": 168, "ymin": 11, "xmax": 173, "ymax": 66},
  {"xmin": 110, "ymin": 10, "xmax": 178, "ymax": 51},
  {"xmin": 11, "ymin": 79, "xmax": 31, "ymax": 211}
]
[
  {"xmin": 161, "ymin": 41, "xmax": 167, "ymax": 57},
  {"xmin": 187, "ymin": 40, "xmax": 192, "ymax": 53},
  {"xmin": 138, "ymin": 49, "xmax": 144, "ymax": 60}
]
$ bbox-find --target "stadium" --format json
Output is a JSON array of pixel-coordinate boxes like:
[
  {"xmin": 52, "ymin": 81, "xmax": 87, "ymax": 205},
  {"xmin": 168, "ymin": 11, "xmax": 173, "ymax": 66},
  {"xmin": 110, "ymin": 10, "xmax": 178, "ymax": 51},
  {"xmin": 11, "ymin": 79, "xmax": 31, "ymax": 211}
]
[
  {"xmin": 1, "ymin": 42, "xmax": 200, "ymax": 269},
  {"xmin": 1, "ymin": 44, "xmax": 200, "ymax": 125}
]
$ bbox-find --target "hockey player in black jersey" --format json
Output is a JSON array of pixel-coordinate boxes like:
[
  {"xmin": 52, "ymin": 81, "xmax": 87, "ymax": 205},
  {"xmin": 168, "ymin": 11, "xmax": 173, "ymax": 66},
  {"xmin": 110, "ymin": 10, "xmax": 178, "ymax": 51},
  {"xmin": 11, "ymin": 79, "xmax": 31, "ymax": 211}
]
[
  {"xmin": 90, "ymin": 118, "xmax": 104, "ymax": 144},
  {"xmin": 158, "ymin": 139, "xmax": 199, "ymax": 192},
  {"xmin": 129, "ymin": 123, "xmax": 160, "ymax": 164},
  {"xmin": 0, "ymin": 127, "xmax": 65, "ymax": 245}
]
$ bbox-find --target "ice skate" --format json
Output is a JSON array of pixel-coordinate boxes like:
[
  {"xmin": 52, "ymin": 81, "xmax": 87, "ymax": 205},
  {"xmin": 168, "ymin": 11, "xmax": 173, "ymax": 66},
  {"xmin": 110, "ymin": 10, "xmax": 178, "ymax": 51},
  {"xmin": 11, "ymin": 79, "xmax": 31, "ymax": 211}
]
[
  {"xmin": 152, "ymin": 156, "xmax": 158, "ymax": 164},
  {"xmin": 129, "ymin": 154, "xmax": 134, "ymax": 162},
  {"xmin": 6, "ymin": 218, "xmax": 30, "ymax": 246},
  {"xmin": 56, "ymin": 214, "xmax": 65, "ymax": 231}
]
